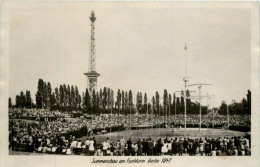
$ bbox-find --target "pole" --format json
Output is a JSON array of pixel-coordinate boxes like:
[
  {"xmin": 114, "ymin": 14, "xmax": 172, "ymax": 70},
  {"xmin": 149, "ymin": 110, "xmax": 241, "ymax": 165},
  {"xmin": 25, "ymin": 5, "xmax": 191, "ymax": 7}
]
[
  {"xmin": 184, "ymin": 80, "xmax": 187, "ymax": 130},
  {"xmin": 184, "ymin": 45, "xmax": 188, "ymax": 130},
  {"xmin": 199, "ymin": 86, "xmax": 201, "ymax": 132}
]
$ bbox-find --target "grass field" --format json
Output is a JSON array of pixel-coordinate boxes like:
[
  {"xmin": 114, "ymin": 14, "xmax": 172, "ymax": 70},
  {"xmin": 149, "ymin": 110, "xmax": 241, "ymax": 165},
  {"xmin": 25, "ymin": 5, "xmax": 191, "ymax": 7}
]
[{"xmin": 78, "ymin": 128, "xmax": 247, "ymax": 144}]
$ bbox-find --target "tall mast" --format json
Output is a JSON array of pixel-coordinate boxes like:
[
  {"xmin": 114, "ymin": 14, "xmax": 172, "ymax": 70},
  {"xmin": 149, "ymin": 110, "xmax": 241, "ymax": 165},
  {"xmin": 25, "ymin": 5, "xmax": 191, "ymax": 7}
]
[
  {"xmin": 84, "ymin": 11, "xmax": 100, "ymax": 94},
  {"xmin": 183, "ymin": 44, "xmax": 188, "ymax": 130}
]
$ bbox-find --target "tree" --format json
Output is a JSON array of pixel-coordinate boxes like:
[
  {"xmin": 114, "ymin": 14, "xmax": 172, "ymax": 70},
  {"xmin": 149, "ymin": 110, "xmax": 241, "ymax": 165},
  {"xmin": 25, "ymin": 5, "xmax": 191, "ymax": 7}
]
[
  {"xmin": 9, "ymin": 97, "xmax": 12, "ymax": 108},
  {"xmin": 36, "ymin": 79, "xmax": 44, "ymax": 109},
  {"xmin": 99, "ymin": 89, "xmax": 103, "ymax": 109},
  {"xmin": 107, "ymin": 88, "xmax": 111, "ymax": 109},
  {"xmin": 19, "ymin": 91, "xmax": 26, "ymax": 108},
  {"xmin": 116, "ymin": 89, "xmax": 122, "ymax": 111},
  {"xmin": 173, "ymin": 93, "xmax": 176, "ymax": 115},
  {"xmin": 136, "ymin": 92, "xmax": 143, "ymax": 113},
  {"xmin": 180, "ymin": 91, "xmax": 184, "ymax": 114},
  {"xmin": 129, "ymin": 90, "xmax": 133, "ymax": 113},
  {"xmin": 144, "ymin": 93, "xmax": 147, "ymax": 115},
  {"xmin": 121, "ymin": 91, "xmax": 125, "ymax": 111},
  {"xmin": 50, "ymin": 92, "xmax": 56, "ymax": 109},
  {"xmin": 59, "ymin": 85, "xmax": 64, "ymax": 108},
  {"xmin": 219, "ymin": 101, "xmax": 227, "ymax": 115},
  {"xmin": 103, "ymin": 87, "xmax": 107, "ymax": 109},
  {"xmin": 71, "ymin": 86, "xmax": 75, "ymax": 109},
  {"xmin": 84, "ymin": 89, "xmax": 91, "ymax": 114},
  {"xmin": 82, "ymin": 92, "xmax": 85, "ymax": 108},
  {"xmin": 148, "ymin": 103, "xmax": 152, "ymax": 114},
  {"xmin": 63, "ymin": 84, "xmax": 67, "ymax": 108},
  {"xmin": 25, "ymin": 90, "xmax": 32, "ymax": 108},
  {"xmin": 54, "ymin": 87, "xmax": 60, "ymax": 108},
  {"xmin": 168, "ymin": 94, "xmax": 172, "ymax": 116},
  {"xmin": 124, "ymin": 91, "xmax": 128, "ymax": 110},
  {"xmin": 16, "ymin": 95, "xmax": 20, "ymax": 108},
  {"xmin": 163, "ymin": 89, "xmax": 168, "ymax": 116},
  {"xmin": 67, "ymin": 85, "xmax": 71, "ymax": 110},
  {"xmin": 152, "ymin": 96, "xmax": 155, "ymax": 115},
  {"xmin": 246, "ymin": 90, "xmax": 251, "ymax": 114},
  {"xmin": 75, "ymin": 86, "xmax": 80, "ymax": 109},
  {"xmin": 92, "ymin": 90, "xmax": 98, "ymax": 114},
  {"xmin": 43, "ymin": 82, "xmax": 48, "ymax": 108},
  {"xmin": 78, "ymin": 94, "xmax": 82, "ymax": 109},
  {"xmin": 96, "ymin": 92, "xmax": 100, "ymax": 113},
  {"xmin": 176, "ymin": 97, "xmax": 181, "ymax": 114},
  {"xmin": 186, "ymin": 90, "xmax": 192, "ymax": 114},
  {"xmin": 155, "ymin": 91, "xmax": 160, "ymax": 116},
  {"xmin": 47, "ymin": 82, "xmax": 52, "ymax": 109},
  {"xmin": 111, "ymin": 89, "xmax": 114, "ymax": 109},
  {"xmin": 136, "ymin": 92, "xmax": 139, "ymax": 111}
]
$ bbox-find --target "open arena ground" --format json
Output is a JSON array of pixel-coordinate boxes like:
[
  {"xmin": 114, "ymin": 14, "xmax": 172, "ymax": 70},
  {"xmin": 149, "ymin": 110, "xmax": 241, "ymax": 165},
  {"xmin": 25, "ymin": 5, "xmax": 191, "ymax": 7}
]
[{"xmin": 78, "ymin": 128, "xmax": 247, "ymax": 144}]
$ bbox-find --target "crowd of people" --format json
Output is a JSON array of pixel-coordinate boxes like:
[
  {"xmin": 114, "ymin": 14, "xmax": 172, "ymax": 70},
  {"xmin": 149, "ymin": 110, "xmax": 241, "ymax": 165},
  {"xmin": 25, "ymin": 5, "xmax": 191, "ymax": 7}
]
[
  {"xmin": 10, "ymin": 133, "xmax": 251, "ymax": 156},
  {"xmin": 9, "ymin": 108, "xmax": 68, "ymax": 120},
  {"xmin": 9, "ymin": 108, "xmax": 250, "ymax": 130},
  {"xmin": 9, "ymin": 108, "xmax": 251, "ymax": 156}
]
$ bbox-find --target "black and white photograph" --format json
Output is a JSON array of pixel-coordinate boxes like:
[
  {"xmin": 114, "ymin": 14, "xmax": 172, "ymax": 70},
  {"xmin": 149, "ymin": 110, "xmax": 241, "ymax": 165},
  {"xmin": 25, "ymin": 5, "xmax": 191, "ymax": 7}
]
[{"xmin": 0, "ymin": 1, "xmax": 259, "ymax": 167}]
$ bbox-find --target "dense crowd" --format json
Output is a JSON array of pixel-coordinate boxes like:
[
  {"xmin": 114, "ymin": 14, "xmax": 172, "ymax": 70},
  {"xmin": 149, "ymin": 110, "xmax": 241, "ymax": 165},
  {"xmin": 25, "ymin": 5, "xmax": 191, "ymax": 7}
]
[
  {"xmin": 9, "ymin": 108, "xmax": 251, "ymax": 155},
  {"xmin": 9, "ymin": 108, "xmax": 68, "ymax": 120},
  {"xmin": 9, "ymin": 108, "xmax": 250, "ymax": 129},
  {"xmin": 10, "ymin": 133, "xmax": 251, "ymax": 156}
]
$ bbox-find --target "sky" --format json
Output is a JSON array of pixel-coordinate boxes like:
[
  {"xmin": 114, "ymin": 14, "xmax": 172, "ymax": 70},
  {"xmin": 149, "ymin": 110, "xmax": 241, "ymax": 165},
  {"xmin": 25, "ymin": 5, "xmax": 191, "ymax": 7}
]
[{"xmin": 8, "ymin": 2, "xmax": 251, "ymax": 107}]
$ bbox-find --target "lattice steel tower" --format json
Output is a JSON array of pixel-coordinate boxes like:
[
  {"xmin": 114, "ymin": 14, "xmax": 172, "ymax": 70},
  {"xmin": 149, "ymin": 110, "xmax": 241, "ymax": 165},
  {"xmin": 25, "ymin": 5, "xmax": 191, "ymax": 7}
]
[{"xmin": 84, "ymin": 11, "xmax": 100, "ymax": 93}]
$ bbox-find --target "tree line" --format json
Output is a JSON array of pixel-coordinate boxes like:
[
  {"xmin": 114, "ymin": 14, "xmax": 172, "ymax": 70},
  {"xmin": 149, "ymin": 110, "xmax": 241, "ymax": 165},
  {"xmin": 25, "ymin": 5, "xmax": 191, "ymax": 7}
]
[
  {"xmin": 218, "ymin": 90, "xmax": 251, "ymax": 115},
  {"xmin": 9, "ymin": 78, "xmax": 251, "ymax": 116},
  {"xmin": 10, "ymin": 90, "xmax": 34, "ymax": 109}
]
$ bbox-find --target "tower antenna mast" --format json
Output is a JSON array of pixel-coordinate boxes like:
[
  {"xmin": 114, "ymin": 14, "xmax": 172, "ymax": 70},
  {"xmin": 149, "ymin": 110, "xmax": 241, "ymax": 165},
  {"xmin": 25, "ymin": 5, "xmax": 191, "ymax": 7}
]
[
  {"xmin": 183, "ymin": 44, "xmax": 189, "ymax": 130},
  {"xmin": 84, "ymin": 11, "xmax": 100, "ymax": 94}
]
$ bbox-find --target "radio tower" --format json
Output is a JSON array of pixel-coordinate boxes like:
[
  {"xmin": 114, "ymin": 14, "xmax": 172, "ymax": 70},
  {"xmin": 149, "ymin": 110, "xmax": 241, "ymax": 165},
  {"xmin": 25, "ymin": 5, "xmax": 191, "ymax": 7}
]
[{"xmin": 84, "ymin": 11, "xmax": 100, "ymax": 93}]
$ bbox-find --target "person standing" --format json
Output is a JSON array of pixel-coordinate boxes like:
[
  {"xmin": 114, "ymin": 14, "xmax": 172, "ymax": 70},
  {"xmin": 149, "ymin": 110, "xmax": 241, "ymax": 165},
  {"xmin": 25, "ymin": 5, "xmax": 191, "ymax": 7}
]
[
  {"xmin": 89, "ymin": 137, "xmax": 95, "ymax": 155},
  {"xmin": 172, "ymin": 139, "xmax": 178, "ymax": 156},
  {"xmin": 161, "ymin": 141, "xmax": 168, "ymax": 155},
  {"xmin": 199, "ymin": 138, "xmax": 204, "ymax": 156},
  {"xmin": 102, "ymin": 140, "xmax": 107, "ymax": 156},
  {"xmin": 183, "ymin": 138, "xmax": 188, "ymax": 154},
  {"xmin": 127, "ymin": 138, "xmax": 132, "ymax": 152},
  {"xmin": 148, "ymin": 138, "xmax": 154, "ymax": 156},
  {"xmin": 137, "ymin": 138, "xmax": 142, "ymax": 155},
  {"xmin": 205, "ymin": 140, "xmax": 211, "ymax": 156},
  {"xmin": 142, "ymin": 139, "xmax": 148, "ymax": 155},
  {"xmin": 157, "ymin": 138, "xmax": 163, "ymax": 156},
  {"xmin": 178, "ymin": 138, "xmax": 184, "ymax": 156},
  {"xmin": 93, "ymin": 137, "xmax": 97, "ymax": 151},
  {"xmin": 120, "ymin": 137, "xmax": 126, "ymax": 150}
]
